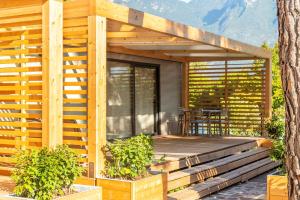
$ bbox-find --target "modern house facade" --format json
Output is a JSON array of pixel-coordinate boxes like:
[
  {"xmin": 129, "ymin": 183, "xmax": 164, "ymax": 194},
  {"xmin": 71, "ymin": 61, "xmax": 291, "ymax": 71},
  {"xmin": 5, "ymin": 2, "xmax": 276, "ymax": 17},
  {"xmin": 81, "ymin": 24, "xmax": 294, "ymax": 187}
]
[{"xmin": 0, "ymin": 0, "xmax": 272, "ymax": 182}]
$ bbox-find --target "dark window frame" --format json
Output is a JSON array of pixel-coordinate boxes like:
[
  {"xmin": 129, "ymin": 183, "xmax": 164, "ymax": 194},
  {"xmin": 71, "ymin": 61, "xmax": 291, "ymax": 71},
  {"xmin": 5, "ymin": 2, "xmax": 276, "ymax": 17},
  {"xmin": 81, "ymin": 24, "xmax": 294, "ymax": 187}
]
[{"xmin": 107, "ymin": 59, "xmax": 161, "ymax": 137}]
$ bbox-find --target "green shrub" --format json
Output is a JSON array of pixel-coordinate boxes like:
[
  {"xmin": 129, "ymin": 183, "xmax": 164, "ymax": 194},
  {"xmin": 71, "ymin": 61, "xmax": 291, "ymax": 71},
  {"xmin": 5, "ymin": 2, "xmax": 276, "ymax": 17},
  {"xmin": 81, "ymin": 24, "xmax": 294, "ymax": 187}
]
[
  {"xmin": 270, "ymin": 138, "xmax": 286, "ymax": 173},
  {"xmin": 104, "ymin": 134, "xmax": 154, "ymax": 180},
  {"xmin": 270, "ymin": 139, "xmax": 285, "ymax": 162},
  {"xmin": 12, "ymin": 145, "xmax": 84, "ymax": 200},
  {"xmin": 266, "ymin": 106, "xmax": 285, "ymax": 140}
]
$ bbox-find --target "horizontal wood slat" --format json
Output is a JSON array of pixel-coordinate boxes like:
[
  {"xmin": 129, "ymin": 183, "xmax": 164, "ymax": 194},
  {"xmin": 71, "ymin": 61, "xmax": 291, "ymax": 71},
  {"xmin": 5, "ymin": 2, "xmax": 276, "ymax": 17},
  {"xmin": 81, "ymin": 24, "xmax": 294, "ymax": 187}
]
[
  {"xmin": 0, "ymin": 5, "xmax": 43, "ymax": 166},
  {"xmin": 189, "ymin": 60, "xmax": 267, "ymax": 136},
  {"xmin": 63, "ymin": 10, "xmax": 88, "ymax": 171}
]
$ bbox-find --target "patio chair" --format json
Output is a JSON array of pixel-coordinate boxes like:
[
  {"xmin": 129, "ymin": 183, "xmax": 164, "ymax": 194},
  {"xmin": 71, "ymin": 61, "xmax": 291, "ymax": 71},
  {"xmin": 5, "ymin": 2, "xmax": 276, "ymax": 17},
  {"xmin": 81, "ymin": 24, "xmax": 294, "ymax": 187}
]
[
  {"xmin": 177, "ymin": 107, "xmax": 190, "ymax": 135},
  {"xmin": 189, "ymin": 109, "xmax": 205, "ymax": 135}
]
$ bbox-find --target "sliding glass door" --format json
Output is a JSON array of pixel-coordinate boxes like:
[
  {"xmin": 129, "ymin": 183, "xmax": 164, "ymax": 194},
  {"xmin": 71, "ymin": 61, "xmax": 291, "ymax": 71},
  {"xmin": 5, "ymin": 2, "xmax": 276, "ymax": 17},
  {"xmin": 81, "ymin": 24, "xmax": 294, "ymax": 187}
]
[
  {"xmin": 106, "ymin": 61, "xmax": 133, "ymax": 139},
  {"xmin": 107, "ymin": 60, "xmax": 159, "ymax": 140},
  {"xmin": 134, "ymin": 67, "xmax": 157, "ymax": 135}
]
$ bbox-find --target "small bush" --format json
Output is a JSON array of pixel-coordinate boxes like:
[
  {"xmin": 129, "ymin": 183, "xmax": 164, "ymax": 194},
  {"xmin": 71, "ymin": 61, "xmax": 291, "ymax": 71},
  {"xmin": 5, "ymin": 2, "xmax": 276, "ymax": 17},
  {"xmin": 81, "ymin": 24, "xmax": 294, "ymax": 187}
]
[
  {"xmin": 270, "ymin": 139, "xmax": 285, "ymax": 162},
  {"xmin": 12, "ymin": 145, "xmax": 84, "ymax": 200},
  {"xmin": 270, "ymin": 138, "xmax": 286, "ymax": 173},
  {"xmin": 266, "ymin": 106, "xmax": 285, "ymax": 140},
  {"xmin": 104, "ymin": 134, "xmax": 154, "ymax": 180}
]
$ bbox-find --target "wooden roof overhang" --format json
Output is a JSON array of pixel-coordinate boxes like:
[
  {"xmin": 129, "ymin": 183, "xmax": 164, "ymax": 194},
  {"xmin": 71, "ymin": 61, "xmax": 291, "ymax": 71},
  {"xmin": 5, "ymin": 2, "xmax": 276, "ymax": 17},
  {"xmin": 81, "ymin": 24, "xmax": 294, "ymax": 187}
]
[
  {"xmin": 0, "ymin": 0, "xmax": 272, "ymax": 63},
  {"xmin": 92, "ymin": 0, "xmax": 272, "ymax": 63}
]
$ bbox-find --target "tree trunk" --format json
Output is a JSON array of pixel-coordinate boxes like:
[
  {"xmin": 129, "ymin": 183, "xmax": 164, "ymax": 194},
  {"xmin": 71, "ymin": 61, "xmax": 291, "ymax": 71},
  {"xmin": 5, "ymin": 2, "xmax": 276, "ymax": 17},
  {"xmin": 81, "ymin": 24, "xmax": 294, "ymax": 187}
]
[{"xmin": 277, "ymin": 0, "xmax": 300, "ymax": 199}]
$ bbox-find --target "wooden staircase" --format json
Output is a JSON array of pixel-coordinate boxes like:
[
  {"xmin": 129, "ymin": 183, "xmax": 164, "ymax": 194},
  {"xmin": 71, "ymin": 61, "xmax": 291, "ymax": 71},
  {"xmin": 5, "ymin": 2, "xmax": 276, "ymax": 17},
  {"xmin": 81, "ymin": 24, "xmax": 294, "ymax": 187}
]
[{"xmin": 152, "ymin": 139, "xmax": 280, "ymax": 200}]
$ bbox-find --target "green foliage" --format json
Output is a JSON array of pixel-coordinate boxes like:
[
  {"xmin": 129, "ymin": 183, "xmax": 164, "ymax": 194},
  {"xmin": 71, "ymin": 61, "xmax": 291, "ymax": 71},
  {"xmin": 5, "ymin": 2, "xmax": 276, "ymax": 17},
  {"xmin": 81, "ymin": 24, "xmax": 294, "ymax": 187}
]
[
  {"xmin": 104, "ymin": 134, "xmax": 154, "ymax": 180},
  {"xmin": 270, "ymin": 139, "xmax": 285, "ymax": 162},
  {"xmin": 270, "ymin": 138, "xmax": 286, "ymax": 173},
  {"xmin": 263, "ymin": 43, "xmax": 285, "ymax": 140},
  {"xmin": 263, "ymin": 44, "xmax": 286, "ymax": 173},
  {"xmin": 266, "ymin": 106, "xmax": 285, "ymax": 139},
  {"xmin": 12, "ymin": 145, "xmax": 84, "ymax": 200}
]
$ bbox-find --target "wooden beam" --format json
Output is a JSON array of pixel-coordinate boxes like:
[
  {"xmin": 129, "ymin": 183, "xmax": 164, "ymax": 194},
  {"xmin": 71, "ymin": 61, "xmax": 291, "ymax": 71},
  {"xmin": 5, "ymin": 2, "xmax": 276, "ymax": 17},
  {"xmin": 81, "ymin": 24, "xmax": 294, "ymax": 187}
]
[
  {"xmin": 95, "ymin": 0, "xmax": 272, "ymax": 59},
  {"xmin": 107, "ymin": 31, "xmax": 167, "ymax": 38},
  {"xmin": 42, "ymin": 0, "xmax": 63, "ymax": 148},
  {"xmin": 159, "ymin": 50, "xmax": 232, "ymax": 54},
  {"xmin": 108, "ymin": 40, "xmax": 197, "ymax": 46},
  {"xmin": 264, "ymin": 58, "xmax": 272, "ymax": 119},
  {"xmin": 108, "ymin": 36, "xmax": 194, "ymax": 45},
  {"xmin": 64, "ymin": 0, "xmax": 89, "ymax": 18},
  {"xmin": 167, "ymin": 53, "xmax": 250, "ymax": 57},
  {"xmin": 123, "ymin": 44, "xmax": 223, "ymax": 51},
  {"xmin": 0, "ymin": 0, "xmax": 44, "ymax": 9},
  {"xmin": 107, "ymin": 20, "xmax": 145, "ymax": 32},
  {"xmin": 108, "ymin": 46, "xmax": 185, "ymax": 62},
  {"xmin": 88, "ymin": 15, "xmax": 107, "ymax": 178},
  {"xmin": 186, "ymin": 57, "xmax": 258, "ymax": 62}
]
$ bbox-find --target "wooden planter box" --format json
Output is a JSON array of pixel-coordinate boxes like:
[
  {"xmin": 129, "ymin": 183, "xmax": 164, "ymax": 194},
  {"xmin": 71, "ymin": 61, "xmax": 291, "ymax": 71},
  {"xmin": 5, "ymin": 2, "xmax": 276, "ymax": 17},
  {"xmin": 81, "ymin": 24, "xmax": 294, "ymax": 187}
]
[
  {"xmin": 267, "ymin": 175, "xmax": 288, "ymax": 200},
  {"xmin": 0, "ymin": 185, "xmax": 102, "ymax": 200},
  {"xmin": 96, "ymin": 172, "xmax": 167, "ymax": 200}
]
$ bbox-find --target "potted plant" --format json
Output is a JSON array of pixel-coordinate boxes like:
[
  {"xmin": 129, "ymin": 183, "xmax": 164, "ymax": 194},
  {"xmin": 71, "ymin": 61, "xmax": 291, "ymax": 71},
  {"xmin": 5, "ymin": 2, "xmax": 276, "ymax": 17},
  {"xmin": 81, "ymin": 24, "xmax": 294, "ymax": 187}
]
[
  {"xmin": 267, "ymin": 139, "xmax": 288, "ymax": 200},
  {"xmin": 0, "ymin": 145, "xmax": 101, "ymax": 200},
  {"xmin": 96, "ymin": 134, "xmax": 167, "ymax": 200}
]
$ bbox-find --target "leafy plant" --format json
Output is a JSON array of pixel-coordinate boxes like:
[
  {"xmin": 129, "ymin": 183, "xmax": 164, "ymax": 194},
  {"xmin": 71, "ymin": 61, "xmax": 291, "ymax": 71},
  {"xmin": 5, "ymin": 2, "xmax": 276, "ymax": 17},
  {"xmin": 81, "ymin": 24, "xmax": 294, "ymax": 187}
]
[
  {"xmin": 12, "ymin": 145, "xmax": 84, "ymax": 200},
  {"xmin": 263, "ymin": 43, "xmax": 285, "ymax": 140},
  {"xmin": 270, "ymin": 139, "xmax": 285, "ymax": 162},
  {"xmin": 270, "ymin": 138, "xmax": 286, "ymax": 173},
  {"xmin": 104, "ymin": 134, "xmax": 154, "ymax": 180},
  {"xmin": 266, "ymin": 107, "xmax": 285, "ymax": 140}
]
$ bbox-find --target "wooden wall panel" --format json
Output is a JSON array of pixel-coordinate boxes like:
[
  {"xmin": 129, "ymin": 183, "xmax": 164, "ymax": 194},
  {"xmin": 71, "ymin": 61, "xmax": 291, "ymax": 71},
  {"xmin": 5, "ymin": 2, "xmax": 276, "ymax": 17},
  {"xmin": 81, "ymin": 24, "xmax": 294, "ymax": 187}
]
[
  {"xmin": 188, "ymin": 60, "xmax": 267, "ymax": 136},
  {"xmin": 0, "ymin": 5, "xmax": 43, "ymax": 167},
  {"xmin": 63, "ymin": 6, "xmax": 89, "ymax": 174}
]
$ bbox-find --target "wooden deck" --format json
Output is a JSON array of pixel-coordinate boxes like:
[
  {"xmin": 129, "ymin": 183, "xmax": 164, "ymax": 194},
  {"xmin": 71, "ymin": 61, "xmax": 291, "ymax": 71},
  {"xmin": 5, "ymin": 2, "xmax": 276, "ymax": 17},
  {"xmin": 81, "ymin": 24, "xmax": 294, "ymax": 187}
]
[
  {"xmin": 154, "ymin": 135, "xmax": 266, "ymax": 161},
  {"xmin": 153, "ymin": 136, "xmax": 277, "ymax": 200}
]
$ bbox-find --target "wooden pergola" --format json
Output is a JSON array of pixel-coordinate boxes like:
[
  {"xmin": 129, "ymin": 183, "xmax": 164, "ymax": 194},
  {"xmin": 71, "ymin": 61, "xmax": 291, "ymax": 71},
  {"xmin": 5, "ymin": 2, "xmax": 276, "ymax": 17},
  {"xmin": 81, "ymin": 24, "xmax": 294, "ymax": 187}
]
[{"xmin": 0, "ymin": 0, "xmax": 272, "ymax": 180}]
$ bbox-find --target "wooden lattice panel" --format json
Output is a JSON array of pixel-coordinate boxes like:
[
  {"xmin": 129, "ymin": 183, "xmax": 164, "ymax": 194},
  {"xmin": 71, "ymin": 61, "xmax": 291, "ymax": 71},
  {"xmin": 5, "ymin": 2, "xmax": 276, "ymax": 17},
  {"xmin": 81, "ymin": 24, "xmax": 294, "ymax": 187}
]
[
  {"xmin": 0, "ymin": 5, "xmax": 43, "ymax": 166},
  {"xmin": 63, "ymin": 6, "xmax": 88, "ymax": 168},
  {"xmin": 189, "ymin": 60, "xmax": 266, "ymax": 135}
]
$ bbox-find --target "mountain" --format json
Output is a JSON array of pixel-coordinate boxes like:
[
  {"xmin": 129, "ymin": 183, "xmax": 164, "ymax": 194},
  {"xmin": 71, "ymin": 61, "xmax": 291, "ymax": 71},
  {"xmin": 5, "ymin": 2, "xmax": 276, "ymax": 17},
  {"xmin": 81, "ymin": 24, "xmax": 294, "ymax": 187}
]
[{"xmin": 112, "ymin": 0, "xmax": 278, "ymax": 46}]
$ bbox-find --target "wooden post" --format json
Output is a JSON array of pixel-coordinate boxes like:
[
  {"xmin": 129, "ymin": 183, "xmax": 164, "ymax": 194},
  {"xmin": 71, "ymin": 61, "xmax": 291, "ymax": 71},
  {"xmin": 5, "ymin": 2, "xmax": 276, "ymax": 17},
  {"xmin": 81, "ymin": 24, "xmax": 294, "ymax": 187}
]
[
  {"xmin": 181, "ymin": 62, "xmax": 189, "ymax": 135},
  {"xmin": 42, "ymin": 0, "xmax": 63, "ymax": 148},
  {"xmin": 20, "ymin": 33, "xmax": 27, "ymax": 150},
  {"xmin": 265, "ymin": 58, "xmax": 272, "ymax": 119},
  {"xmin": 224, "ymin": 60, "xmax": 229, "ymax": 135},
  {"xmin": 87, "ymin": 15, "xmax": 107, "ymax": 178},
  {"xmin": 263, "ymin": 58, "xmax": 272, "ymax": 137},
  {"xmin": 182, "ymin": 62, "xmax": 189, "ymax": 109}
]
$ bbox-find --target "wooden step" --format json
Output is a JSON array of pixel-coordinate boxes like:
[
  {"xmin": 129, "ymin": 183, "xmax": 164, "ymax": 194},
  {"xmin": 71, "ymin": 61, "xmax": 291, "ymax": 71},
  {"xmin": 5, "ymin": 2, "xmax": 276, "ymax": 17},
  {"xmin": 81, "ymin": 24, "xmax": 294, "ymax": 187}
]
[
  {"xmin": 0, "ymin": 166, "xmax": 13, "ymax": 176},
  {"xmin": 167, "ymin": 158, "xmax": 281, "ymax": 200},
  {"xmin": 152, "ymin": 140, "xmax": 260, "ymax": 172},
  {"xmin": 168, "ymin": 147, "xmax": 270, "ymax": 191}
]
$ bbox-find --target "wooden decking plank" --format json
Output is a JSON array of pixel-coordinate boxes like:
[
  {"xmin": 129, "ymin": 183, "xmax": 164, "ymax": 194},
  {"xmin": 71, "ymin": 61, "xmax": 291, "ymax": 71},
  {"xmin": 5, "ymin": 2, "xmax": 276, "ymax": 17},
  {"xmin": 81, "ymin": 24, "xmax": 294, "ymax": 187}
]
[
  {"xmin": 167, "ymin": 158, "xmax": 280, "ymax": 200},
  {"xmin": 168, "ymin": 148, "xmax": 269, "ymax": 190},
  {"xmin": 152, "ymin": 140, "xmax": 259, "ymax": 172},
  {"xmin": 169, "ymin": 147, "xmax": 267, "ymax": 180}
]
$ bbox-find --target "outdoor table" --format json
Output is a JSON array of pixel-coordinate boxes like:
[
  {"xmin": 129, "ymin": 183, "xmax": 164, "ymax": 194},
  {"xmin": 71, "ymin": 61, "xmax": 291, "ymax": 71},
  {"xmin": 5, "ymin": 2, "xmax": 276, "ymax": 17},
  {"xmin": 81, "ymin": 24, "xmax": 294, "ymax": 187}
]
[
  {"xmin": 188, "ymin": 108, "xmax": 226, "ymax": 136},
  {"xmin": 202, "ymin": 109, "xmax": 223, "ymax": 135}
]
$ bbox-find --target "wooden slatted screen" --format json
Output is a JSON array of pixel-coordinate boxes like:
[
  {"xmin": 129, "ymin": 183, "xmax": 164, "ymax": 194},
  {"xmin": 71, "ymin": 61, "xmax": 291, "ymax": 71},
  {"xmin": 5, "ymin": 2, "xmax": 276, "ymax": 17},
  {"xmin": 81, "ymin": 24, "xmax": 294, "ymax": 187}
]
[
  {"xmin": 63, "ymin": 2, "xmax": 89, "ymax": 172},
  {"xmin": 0, "ymin": 5, "xmax": 43, "ymax": 167},
  {"xmin": 189, "ymin": 60, "xmax": 267, "ymax": 136}
]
